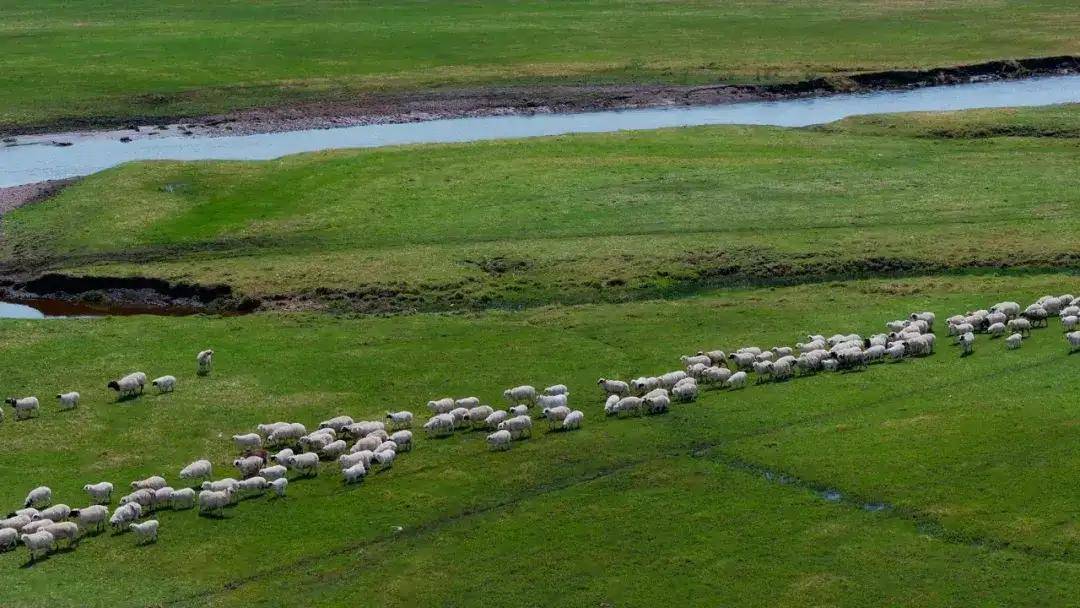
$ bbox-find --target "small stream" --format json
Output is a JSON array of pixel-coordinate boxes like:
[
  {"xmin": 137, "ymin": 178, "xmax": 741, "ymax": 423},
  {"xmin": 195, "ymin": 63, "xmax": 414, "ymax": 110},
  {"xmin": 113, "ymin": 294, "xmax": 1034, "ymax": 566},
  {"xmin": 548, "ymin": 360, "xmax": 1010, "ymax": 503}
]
[
  {"xmin": 0, "ymin": 299, "xmax": 200, "ymax": 319},
  {"xmin": 3, "ymin": 75, "xmax": 1080, "ymax": 188}
]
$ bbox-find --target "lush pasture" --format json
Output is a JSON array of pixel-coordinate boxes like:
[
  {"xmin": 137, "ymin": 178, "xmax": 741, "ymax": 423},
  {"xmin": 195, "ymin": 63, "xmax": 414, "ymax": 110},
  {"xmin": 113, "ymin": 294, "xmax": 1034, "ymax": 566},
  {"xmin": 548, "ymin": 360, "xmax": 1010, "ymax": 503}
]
[
  {"xmin": 1, "ymin": 0, "xmax": 1078, "ymax": 131},
  {"xmin": 6, "ymin": 105, "xmax": 1078, "ymax": 311},
  {"xmin": 1, "ymin": 273, "xmax": 1080, "ymax": 606}
]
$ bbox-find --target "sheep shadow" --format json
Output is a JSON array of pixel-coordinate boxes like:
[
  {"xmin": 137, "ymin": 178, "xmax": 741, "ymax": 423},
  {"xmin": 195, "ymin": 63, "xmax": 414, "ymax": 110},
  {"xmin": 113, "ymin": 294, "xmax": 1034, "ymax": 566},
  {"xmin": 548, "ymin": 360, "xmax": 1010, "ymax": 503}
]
[
  {"xmin": 19, "ymin": 554, "xmax": 51, "ymax": 569},
  {"xmin": 197, "ymin": 511, "xmax": 230, "ymax": 520},
  {"xmin": 114, "ymin": 393, "xmax": 143, "ymax": 403}
]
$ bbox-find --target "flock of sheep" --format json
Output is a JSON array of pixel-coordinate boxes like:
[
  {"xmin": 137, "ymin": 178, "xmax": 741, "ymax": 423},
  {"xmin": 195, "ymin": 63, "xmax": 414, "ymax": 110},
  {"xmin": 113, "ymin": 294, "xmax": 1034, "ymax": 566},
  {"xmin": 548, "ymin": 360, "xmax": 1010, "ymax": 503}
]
[{"xmin": 3, "ymin": 291, "xmax": 1079, "ymax": 564}]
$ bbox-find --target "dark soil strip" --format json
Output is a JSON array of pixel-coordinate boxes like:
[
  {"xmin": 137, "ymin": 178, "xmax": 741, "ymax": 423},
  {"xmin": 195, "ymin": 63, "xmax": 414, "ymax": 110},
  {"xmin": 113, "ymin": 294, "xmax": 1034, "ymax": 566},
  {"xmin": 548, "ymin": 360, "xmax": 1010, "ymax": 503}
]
[{"xmin": 3, "ymin": 55, "xmax": 1077, "ymax": 139}]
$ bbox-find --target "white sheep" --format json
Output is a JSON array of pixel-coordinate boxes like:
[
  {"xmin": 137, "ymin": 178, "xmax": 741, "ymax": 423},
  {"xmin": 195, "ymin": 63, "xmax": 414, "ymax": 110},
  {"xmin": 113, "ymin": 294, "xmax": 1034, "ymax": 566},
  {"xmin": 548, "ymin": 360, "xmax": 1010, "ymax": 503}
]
[
  {"xmin": 196, "ymin": 349, "xmax": 214, "ymax": 375},
  {"xmin": 455, "ymin": 397, "xmax": 481, "ymax": 410},
  {"xmin": 541, "ymin": 405, "xmax": 571, "ymax": 428},
  {"xmin": 701, "ymin": 366, "xmax": 732, "ymax": 384},
  {"xmin": 268, "ymin": 423, "xmax": 307, "ymax": 445},
  {"xmin": 37, "ymin": 504, "xmax": 71, "ymax": 522},
  {"xmin": 318, "ymin": 415, "xmax": 354, "ymax": 432},
  {"xmin": 681, "ymin": 354, "xmax": 712, "ymax": 368},
  {"xmin": 448, "ymin": 407, "xmax": 470, "ymax": 427},
  {"xmin": 170, "ymin": 488, "xmax": 196, "ymax": 510},
  {"xmin": 562, "ymin": 410, "xmax": 584, "ymax": 430},
  {"xmin": 385, "ymin": 411, "xmax": 413, "ymax": 430},
  {"xmin": 726, "ymin": 371, "xmax": 748, "ymax": 389},
  {"xmin": 151, "ymin": 375, "xmax": 177, "ymax": 393},
  {"xmin": 672, "ymin": 382, "xmax": 699, "ymax": 403},
  {"xmin": 24, "ymin": 486, "xmax": 52, "ymax": 508},
  {"xmin": 536, "ymin": 393, "xmax": 568, "ymax": 410},
  {"xmin": 1008, "ymin": 317, "xmax": 1032, "ymax": 337},
  {"xmin": 153, "ymin": 486, "xmax": 175, "ymax": 509},
  {"xmin": 338, "ymin": 452, "xmax": 367, "ymax": 470},
  {"xmin": 643, "ymin": 393, "xmax": 670, "ymax": 414},
  {"xmin": 320, "ymin": 440, "xmax": 349, "ymax": 460},
  {"xmin": 0, "ymin": 514, "xmax": 31, "ymax": 533},
  {"xmin": 232, "ymin": 433, "xmax": 263, "ymax": 452},
  {"xmin": 373, "ymin": 449, "xmax": 396, "ymax": 469},
  {"xmin": 614, "ymin": 396, "xmax": 644, "ymax": 417},
  {"xmin": 497, "ymin": 415, "xmax": 532, "ymax": 438},
  {"xmin": 426, "ymin": 398, "xmax": 455, "ymax": 414},
  {"xmin": 286, "ymin": 453, "xmax": 320, "ymax": 477},
  {"xmin": 507, "ymin": 404, "xmax": 529, "ymax": 417},
  {"xmin": 487, "ymin": 430, "xmax": 512, "ymax": 450},
  {"xmin": 631, "ymin": 376, "xmax": 659, "ymax": 395},
  {"xmin": 71, "ymin": 505, "xmax": 109, "ymax": 531},
  {"xmin": 987, "ymin": 322, "xmax": 1007, "ymax": 337},
  {"xmin": 44, "ymin": 522, "xmax": 78, "ymax": 548},
  {"xmin": 698, "ymin": 350, "xmax": 727, "ymax": 365},
  {"xmin": 658, "ymin": 371, "xmax": 688, "ymax": 388},
  {"xmin": 991, "ymin": 302, "xmax": 1021, "ymax": 318},
  {"xmin": 0, "ymin": 528, "xmax": 17, "ymax": 552},
  {"xmin": 389, "ymin": 430, "xmax": 413, "ymax": 452},
  {"xmin": 958, "ymin": 332, "xmax": 975, "ymax": 355},
  {"xmin": 198, "ymin": 490, "xmax": 232, "ymax": 516},
  {"xmin": 464, "ymin": 406, "xmax": 494, "ymax": 428},
  {"xmin": 233, "ymin": 456, "xmax": 265, "ymax": 478},
  {"xmin": 603, "ymin": 394, "xmax": 620, "ymax": 416},
  {"xmin": 596, "ymin": 379, "xmax": 630, "ymax": 397},
  {"xmin": 1067, "ymin": 331, "xmax": 1080, "ymax": 352},
  {"xmin": 180, "ymin": 460, "xmax": 213, "ymax": 483},
  {"xmin": 238, "ymin": 477, "xmax": 268, "ymax": 496},
  {"xmin": 270, "ymin": 478, "xmax": 288, "ymax": 497},
  {"xmin": 120, "ymin": 489, "xmax": 155, "ymax": 509},
  {"xmin": 503, "ymin": 385, "xmax": 538, "ymax": 405},
  {"xmin": 5, "ymin": 396, "xmax": 40, "ymax": 420},
  {"xmin": 130, "ymin": 520, "xmax": 159, "ymax": 544},
  {"xmin": 885, "ymin": 343, "xmax": 905, "ymax": 362},
  {"xmin": 351, "ymin": 436, "xmax": 382, "ymax": 452},
  {"xmin": 107, "ymin": 373, "xmax": 145, "ymax": 398},
  {"xmin": 1063, "ymin": 316, "xmax": 1079, "ymax": 332},
  {"xmin": 343, "ymin": 463, "xmax": 367, "ymax": 484},
  {"xmin": 56, "ymin": 391, "xmax": 80, "ymax": 410},
  {"xmin": 543, "ymin": 384, "xmax": 570, "ymax": 396},
  {"xmin": 256, "ymin": 422, "xmax": 290, "ymax": 438},
  {"xmin": 258, "ymin": 465, "xmax": 288, "ymax": 481},
  {"xmin": 83, "ymin": 482, "xmax": 113, "ymax": 505},
  {"xmin": 483, "ymin": 410, "xmax": 509, "ymax": 429},
  {"xmin": 131, "ymin": 475, "xmax": 168, "ymax": 491},
  {"xmin": 21, "ymin": 519, "xmax": 54, "ymax": 535},
  {"xmin": 272, "ymin": 448, "xmax": 295, "ymax": 465},
  {"xmin": 20, "ymin": 530, "xmax": 54, "ymax": 561},
  {"xmin": 201, "ymin": 478, "xmax": 240, "ymax": 493},
  {"xmin": 109, "ymin": 505, "xmax": 137, "ymax": 530}
]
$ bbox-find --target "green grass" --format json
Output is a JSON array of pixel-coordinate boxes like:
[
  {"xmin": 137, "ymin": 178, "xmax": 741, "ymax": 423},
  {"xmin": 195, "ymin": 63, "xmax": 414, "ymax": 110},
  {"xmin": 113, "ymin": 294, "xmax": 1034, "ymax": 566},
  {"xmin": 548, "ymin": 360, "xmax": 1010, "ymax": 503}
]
[
  {"xmin": 2, "ymin": 273, "xmax": 1080, "ymax": 606},
  {"xmin": 5, "ymin": 105, "xmax": 1079, "ymax": 311},
  {"xmin": 1, "ymin": 0, "xmax": 1078, "ymax": 131}
]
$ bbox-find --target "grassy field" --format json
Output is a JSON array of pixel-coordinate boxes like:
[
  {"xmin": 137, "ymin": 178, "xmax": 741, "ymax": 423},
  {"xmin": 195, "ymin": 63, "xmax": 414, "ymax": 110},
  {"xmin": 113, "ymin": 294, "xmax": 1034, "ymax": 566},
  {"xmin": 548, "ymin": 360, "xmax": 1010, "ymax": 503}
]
[
  {"xmin": 4, "ymin": 104, "xmax": 1078, "ymax": 311},
  {"xmin": 2, "ymin": 273, "xmax": 1080, "ymax": 606},
  {"xmin": 1, "ymin": 0, "xmax": 1078, "ymax": 131}
]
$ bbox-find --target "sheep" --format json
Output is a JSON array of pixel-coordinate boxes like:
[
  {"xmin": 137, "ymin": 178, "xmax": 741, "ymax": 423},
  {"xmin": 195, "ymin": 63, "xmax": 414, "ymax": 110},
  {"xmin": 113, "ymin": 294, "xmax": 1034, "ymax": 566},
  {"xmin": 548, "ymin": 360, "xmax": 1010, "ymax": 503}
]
[
  {"xmin": 702, "ymin": 366, "xmax": 732, "ymax": 385},
  {"xmin": 503, "ymin": 385, "xmax": 538, "ymax": 405},
  {"xmin": 107, "ymin": 373, "xmax": 145, "ymax": 398},
  {"xmin": 672, "ymin": 382, "xmax": 699, "ymax": 403},
  {"xmin": 426, "ymin": 398, "xmax": 456, "ymax": 414},
  {"xmin": 1008, "ymin": 318, "xmax": 1032, "ymax": 337},
  {"xmin": 686, "ymin": 362, "xmax": 709, "ymax": 379},
  {"xmin": 238, "ymin": 476, "xmax": 268, "ymax": 497},
  {"xmin": 614, "ymin": 396, "xmax": 644, "ymax": 417},
  {"xmin": 54, "ymin": 391, "xmax": 80, "ymax": 411},
  {"xmin": 372, "ymin": 449, "xmax": 396, "ymax": 469},
  {"xmin": 365, "ymin": 429, "xmax": 390, "ymax": 442},
  {"xmin": 201, "ymin": 478, "xmax": 240, "ymax": 494},
  {"xmin": 180, "ymin": 460, "xmax": 213, "ymax": 483},
  {"xmin": 21, "ymin": 519, "xmax": 54, "ymax": 535},
  {"xmin": 958, "ymin": 332, "xmax": 975, "ymax": 356},
  {"xmin": 864, "ymin": 345, "xmax": 886, "ymax": 364},
  {"xmin": 299, "ymin": 432, "xmax": 333, "ymax": 452},
  {"xmin": 119, "ymin": 489, "xmax": 155, "ymax": 509},
  {"xmin": 258, "ymin": 465, "xmax": 288, "ymax": 481},
  {"xmin": 233, "ymin": 456, "xmax": 265, "ymax": 478},
  {"xmin": 130, "ymin": 520, "xmax": 159, "ymax": 544},
  {"xmin": 389, "ymin": 430, "xmax": 413, "ymax": 452},
  {"xmin": 726, "ymin": 371, "xmax": 748, "ymax": 389},
  {"xmin": 268, "ymin": 423, "xmax": 307, "ymax": 445},
  {"xmin": 24, "ymin": 486, "xmax": 52, "ymax": 509},
  {"xmin": 341, "ymin": 421, "xmax": 384, "ymax": 438},
  {"xmin": 507, "ymin": 405, "xmax": 529, "ymax": 417},
  {"xmin": 0, "ymin": 514, "xmax": 30, "ymax": 533},
  {"xmin": 541, "ymin": 405, "xmax": 571, "ymax": 428},
  {"xmin": 543, "ymin": 384, "xmax": 570, "ymax": 396},
  {"xmin": 318, "ymin": 416, "xmax": 354, "ymax": 432},
  {"xmin": 1064, "ymin": 306, "xmax": 1080, "ymax": 318},
  {"xmin": 232, "ymin": 433, "xmax": 262, "ymax": 452},
  {"xmin": 497, "ymin": 415, "xmax": 532, "ymax": 438},
  {"xmin": 986, "ymin": 322, "xmax": 1007, "ymax": 338},
  {"xmin": 1023, "ymin": 305, "xmax": 1049, "ymax": 328},
  {"xmin": 487, "ymin": 430, "xmax": 512, "ymax": 450},
  {"xmin": 350, "ymin": 436, "xmax": 381, "ymax": 453},
  {"xmin": 1002, "ymin": 332, "xmax": 1019, "ymax": 352},
  {"xmin": 454, "ymin": 397, "xmax": 481, "ymax": 410},
  {"xmin": 374, "ymin": 440, "xmax": 397, "ymax": 454},
  {"xmin": 797, "ymin": 340, "xmax": 827, "ymax": 353},
  {"xmin": 991, "ymin": 302, "xmax": 1021, "ymax": 318},
  {"xmin": 109, "ymin": 508, "xmax": 134, "ymax": 531},
  {"xmin": 603, "ymin": 394, "xmax": 620, "ymax": 416},
  {"xmin": 272, "ymin": 448, "xmax": 295, "ymax": 465},
  {"xmin": 698, "ymin": 350, "xmax": 727, "ymax": 365},
  {"xmin": 5, "ymin": 396, "xmax": 40, "ymax": 420},
  {"xmin": 338, "ymin": 452, "xmax": 367, "ymax": 470},
  {"xmin": 885, "ymin": 343, "xmax": 905, "ymax": 362},
  {"xmin": 681, "ymin": 354, "xmax": 712, "ymax": 368},
  {"xmin": 596, "ymin": 379, "xmax": 630, "ymax": 397},
  {"xmin": 130, "ymin": 476, "xmax": 168, "ymax": 491},
  {"xmin": 631, "ymin": 377, "xmax": 660, "ymax": 395},
  {"xmin": 1063, "ymin": 316, "xmax": 1079, "ymax": 332},
  {"xmin": 71, "ymin": 505, "xmax": 109, "ymax": 532},
  {"xmin": 198, "ymin": 490, "xmax": 232, "ymax": 516},
  {"xmin": 256, "ymin": 422, "xmax": 290, "ymax": 438},
  {"xmin": 83, "ymin": 482, "xmax": 113, "ymax": 505},
  {"xmin": 643, "ymin": 393, "xmax": 670, "ymax": 414},
  {"xmin": 1067, "ymin": 331, "xmax": 1080, "ymax": 352},
  {"xmin": 0, "ymin": 528, "xmax": 18, "ymax": 551},
  {"xmin": 286, "ymin": 452, "xmax": 320, "ymax": 477},
  {"xmin": 45, "ymin": 522, "xmax": 79, "ymax": 548},
  {"xmin": 949, "ymin": 323, "xmax": 974, "ymax": 340},
  {"xmin": 37, "ymin": 504, "xmax": 71, "ymax": 522},
  {"xmin": 562, "ymin": 410, "xmax": 584, "ymax": 430},
  {"xmin": 752, "ymin": 361, "xmax": 773, "ymax": 383},
  {"xmin": 755, "ymin": 351, "xmax": 776, "ymax": 363},
  {"xmin": 320, "ymin": 440, "xmax": 348, "ymax": 460},
  {"xmin": 196, "ymin": 349, "xmax": 214, "ymax": 375},
  {"xmin": 343, "ymin": 463, "xmax": 367, "ymax": 484},
  {"xmin": 464, "ymin": 406, "xmax": 494, "ymax": 428},
  {"xmin": 385, "ymin": 411, "xmax": 413, "ymax": 430},
  {"xmin": 738, "ymin": 346, "xmax": 763, "ymax": 356},
  {"xmin": 170, "ymin": 488, "xmax": 196, "ymax": 510},
  {"xmin": 658, "ymin": 371, "xmax": 688, "ymax": 388},
  {"xmin": 730, "ymin": 352, "xmax": 756, "ymax": 371},
  {"xmin": 476, "ymin": 409, "xmax": 507, "ymax": 432},
  {"xmin": 447, "ymin": 407, "xmax": 470, "ymax": 428},
  {"xmin": 270, "ymin": 478, "xmax": 288, "ymax": 497},
  {"xmin": 423, "ymin": 414, "xmax": 453, "ymax": 438},
  {"xmin": 14, "ymin": 508, "xmax": 39, "ymax": 519},
  {"xmin": 535, "ymin": 393, "xmax": 568, "ymax": 410},
  {"xmin": 150, "ymin": 375, "xmax": 177, "ymax": 393},
  {"xmin": 20, "ymin": 530, "xmax": 54, "ymax": 561}
]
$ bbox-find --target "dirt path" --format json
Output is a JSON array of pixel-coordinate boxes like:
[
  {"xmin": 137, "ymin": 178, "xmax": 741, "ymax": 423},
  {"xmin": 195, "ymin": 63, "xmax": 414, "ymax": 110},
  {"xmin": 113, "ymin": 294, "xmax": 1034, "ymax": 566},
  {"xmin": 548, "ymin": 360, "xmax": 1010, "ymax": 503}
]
[{"xmin": 0, "ymin": 178, "xmax": 79, "ymax": 215}]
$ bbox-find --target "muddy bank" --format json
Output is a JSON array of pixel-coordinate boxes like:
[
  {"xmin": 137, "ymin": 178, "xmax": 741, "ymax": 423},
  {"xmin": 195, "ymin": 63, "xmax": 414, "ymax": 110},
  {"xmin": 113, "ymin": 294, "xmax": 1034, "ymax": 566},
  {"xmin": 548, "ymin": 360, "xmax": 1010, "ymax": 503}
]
[
  {"xmin": 0, "ymin": 273, "xmax": 260, "ymax": 315},
  {"xmin": 0, "ymin": 178, "xmax": 80, "ymax": 215},
  {"xmin": 4, "ymin": 56, "xmax": 1078, "ymax": 139}
]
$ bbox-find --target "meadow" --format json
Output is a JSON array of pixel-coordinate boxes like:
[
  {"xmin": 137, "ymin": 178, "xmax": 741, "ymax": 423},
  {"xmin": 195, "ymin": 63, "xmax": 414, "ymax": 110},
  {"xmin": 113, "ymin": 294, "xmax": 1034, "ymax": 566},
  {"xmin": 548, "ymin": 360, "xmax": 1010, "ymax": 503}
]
[
  {"xmin": 1, "ymin": 273, "xmax": 1080, "ymax": 606},
  {"xmin": 2, "ymin": 0, "xmax": 1078, "ymax": 132}
]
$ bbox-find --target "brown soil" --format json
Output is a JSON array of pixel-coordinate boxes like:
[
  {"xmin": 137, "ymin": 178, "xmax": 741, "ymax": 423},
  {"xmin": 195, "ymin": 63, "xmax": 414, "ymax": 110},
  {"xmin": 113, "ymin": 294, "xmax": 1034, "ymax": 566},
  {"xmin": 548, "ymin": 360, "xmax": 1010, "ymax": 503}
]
[{"xmin": 0, "ymin": 178, "xmax": 80, "ymax": 215}]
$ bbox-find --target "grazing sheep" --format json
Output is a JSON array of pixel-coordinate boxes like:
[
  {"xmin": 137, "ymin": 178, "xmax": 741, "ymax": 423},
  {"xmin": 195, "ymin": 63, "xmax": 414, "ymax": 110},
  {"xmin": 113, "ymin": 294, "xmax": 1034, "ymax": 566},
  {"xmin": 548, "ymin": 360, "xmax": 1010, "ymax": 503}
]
[
  {"xmin": 0, "ymin": 514, "xmax": 30, "ymax": 533},
  {"xmin": 949, "ymin": 323, "xmax": 974, "ymax": 340},
  {"xmin": 258, "ymin": 465, "xmax": 288, "ymax": 481},
  {"xmin": 487, "ymin": 430, "xmax": 512, "ymax": 450},
  {"xmin": 267, "ymin": 423, "xmax": 307, "ymax": 445},
  {"xmin": 614, "ymin": 396, "xmax": 644, "ymax": 417},
  {"xmin": 497, "ymin": 415, "xmax": 533, "ymax": 438},
  {"xmin": 270, "ymin": 478, "xmax": 288, "ymax": 497},
  {"xmin": 1063, "ymin": 316, "xmax": 1079, "ymax": 332},
  {"xmin": 465, "ymin": 406, "xmax": 494, "ymax": 428},
  {"xmin": 1023, "ymin": 305, "xmax": 1049, "ymax": 328},
  {"xmin": 596, "ymin": 379, "xmax": 630, "ymax": 397},
  {"xmin": 107, "ymin": 373, "xmax": 145, "ymax": 398},
  {"xmin": 320, "ymin": 440, "xmax": 348, "ymax": 460},
  {"xmin": 170, "ymin": 488, "xmax": 196, "ymax": 510},
  {"xmin": 603, "ymin": 394, "xmax": 620, "ymax": 416},
  {"xmin": 389, "ymin": 430, "xmax": 413, "ymax": 452},
  {"xmin": 5, "ymin": 396, "xmax": 40, "ymax": 420},
  {"xmin": 37, "ymin": 504, "xmax": 71, "ymax": 522},
  {"xmin": 503, "ymin": 386, "xmax": 538, "ymax": 405},
  {"xmin": 885, "ymin": 343, "xmax": 905, "ymax": 362},
  {"xmin": 730, "ymin": 352, "xmax": 756, "ymax": 371},
  {"xmin": 151, "ymin": 375, "xmax": 177, "ymax": 393},
  {"xmin": 543, "ymin": 384, "xmax": 570, "ymax": 396},
  {"xmin": 541, "ymin": 405, "xmax": 571, "ymax": 428},
  {"xmin": 365, "ymin": 429, "xmax": 390, "ymax": 443},
  {"xmin": 238, "ymin": 477, "xmax": 268, "ymax": 497},
  {"xmin": 1067, "ymin": 331, "xmax": 1080, "ymax": 352},
  {"xmin": 484, "ymin": 410, "xmax": 510, "ymax": 430},
  {"xmin": 24, "ymin": 486, "xmax": 52, "ymax": 509},
  {"xmin": 958, "ymin": 332, "xmax": 975, "ymax": 356},
  {"xmin": 302, "ymin": 431, "xmax": 337, "ymax": 452},
  {"xmin": 119, "ymin": 489, "xmax": 155, "ymax": 509},
  {"xmin": 536, "ymin": 393, "xmax": 568, "ymax": 410},
  {"xmin": 562, "ymin": 410, "xmax": 584, "ymax": 430},
  {"xmin": 201, "ymin": 478, "xmax": 240, "ymax": 494},
  {"xmin": 698, "ymin": 350, "xmax": 727, "ymax": 365},
  {"xmin": 374, "ymin": 440, "xmax": 397, "ymax": 454},
  {"xmin": 658, "ymin": 371, "xmax": 688, "ymax": 389},
  {"xmin": 448, "ymin": 407, "xmax": 470, "ymax": 427},
  {"xmin": 55, "ymin": 391, "xmax": 80, "ymax": 411},
  {"xmin": 343, "ymin": 463, "xmax": 367, "ymax": 484},
  {"xmin": 318, "ymin": 416, "xmax": 354, "ymax": 432},
  {"xmin": 130, "ymin": 520, "xmax": 159, "ymax": 544},
  {"xmin": 286, "ymin": 453, "xmax": 320, "ymax": 477},
  {"xmin": 672, "ymin": 382, "xmax": 699, "ymax": 403},
  {"xmin": 45, "ymin": 522, "xmax": 79, "ymax": 548},
  {"xmin": 232, "ymin": 433, "xmax": 262, "ymax": 452},
  {"xmin": 643, "ymin": 393, "xmax": 670, "ymax": 414},
  {"xmin": 341, "ymin": 421, "xmax": 384, "ymax": 438},
  {"xmin": 233, "ymin": 456, "xmax": 265, "ymax": 478},
  {"xmin": 372, "ymin": 449, "xmax": 396, "ymax": 469},
  {"xmin": 0, "ymin": 528, "xmax": 17, "ymax": 552},
  {"xmin": 131, "ymin": 476, "xmax": 168, "ymax": 491},
  {"xmin": 1002, "ymin": 332, "xmax": 1019, "ymax": 352},
  {"xmin": 196, "ymin": 349, "xmax": 214, "ymax": 375},
  {"xmin": 426, "ymin": 398, "xmax": 456, "ymax": 414},
  {"xmin": 21, "ymin": 519, "xmax": 54, "ymax": 535},
  {"xmin": 385, "ymin": 411, "xmax": 413, "ymax": 430},
  {"xmin": 272, "ymin": 448, "xmax": 295, "ymax": 465},
  {"xmin": 179, "ymin": 460, "xmax": 213, "ymax": 484},
  {"xmin": 631, "ymin": 376, "xmax": 660, "ymax": 395},
  {"xmin": 454, "ymin": 397, "xmax": 480, "ymax": 410},
  {"xmin": 991, "ymin": 302, "xmax": 1021, "ymax": 318},
  {"xmin": 350, "ymin": 436, "xmax": 381, "ymax": 453},
  {"xmin": 686, "ymin": 362, "xmax": 709, "ymax": 379},
  {"xmin": 198, "ymin": 490, "xmax": 232, "ymax": 516},
  {"xmin": 71, "ymin": 505, "xmax": 109, "ymax": 532},
  {"xmin": 681, "ymin": 354, "xmax": 712, "ymax": 368},
  {"xmin": 83, "ymin": 482, "xmax": 113, "ymax": 505},
  {"xmin": 507, "ymin": 404, "xmax": 529, "ymax": 417},
  {"xmin": 1008, "ymin": 318, "xmax": 1032, "ymax": 337},
  {"xmin": 20, "ymin": 530, "xmax": 54, "ymax": 561},
  {"xmin": 256, "ymin": 422, "xmax": 290, "ymax": 438},
  {"xmin": 726, "ymin": 371, "xmax": 748, "ymax": 389},
  {"xmin": 109, "ymin": 507, "xmax": 135, "ymax": 531},
  {"xmin": 338, "ymin": 452, "xmax": 368, "ymax": 470},
  {"xmin": 702, "ymin": 366, "xmax": 732, "ymax": 385},
  {"xmin": 986, "ymin": 322, "xmax": 1007, "ymax": 338}
]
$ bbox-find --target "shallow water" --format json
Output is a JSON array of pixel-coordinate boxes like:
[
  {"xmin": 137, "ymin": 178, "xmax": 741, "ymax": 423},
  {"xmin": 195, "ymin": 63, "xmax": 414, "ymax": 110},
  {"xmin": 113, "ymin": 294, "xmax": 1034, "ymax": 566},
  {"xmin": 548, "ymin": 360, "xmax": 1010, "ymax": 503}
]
[
  {"xmin": 0, "ymin": 299, "xmax": 201, "ymax": 319},
  {"xmin": 3, "ymin": 75, "xmax": 1080, "ymax": 187}
]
